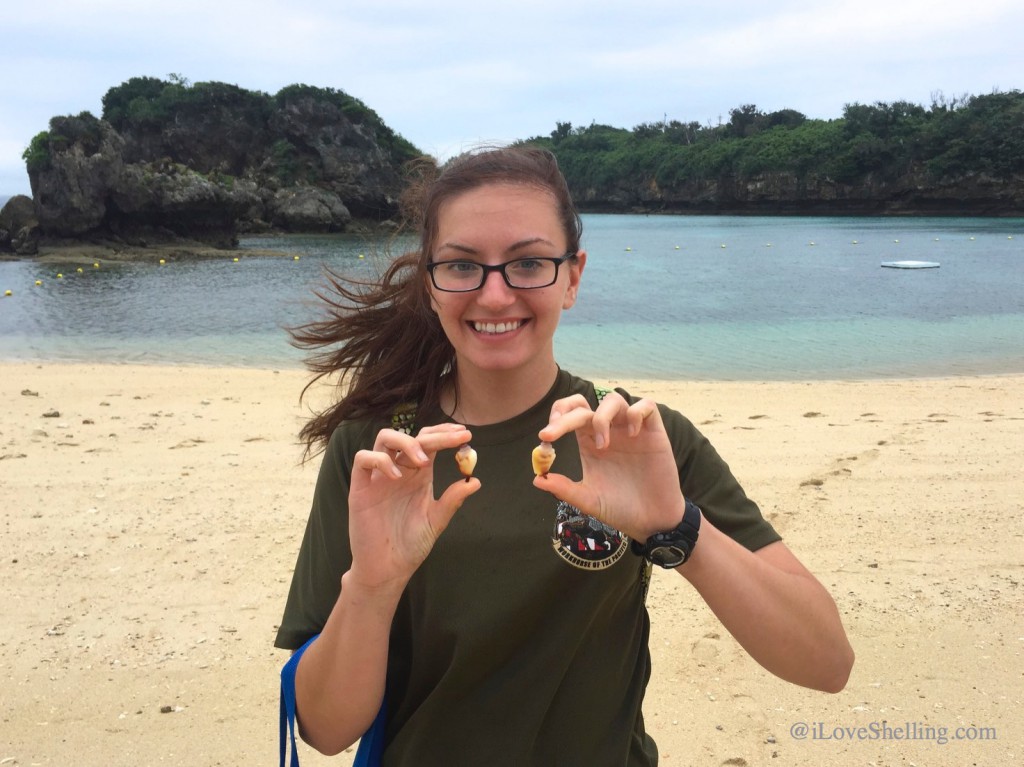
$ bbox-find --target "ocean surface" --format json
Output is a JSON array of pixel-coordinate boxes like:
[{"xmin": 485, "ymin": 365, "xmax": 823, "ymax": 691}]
[{"xmin": 1, "ymin": 215, "xmax": 1022, "ymax": 380}]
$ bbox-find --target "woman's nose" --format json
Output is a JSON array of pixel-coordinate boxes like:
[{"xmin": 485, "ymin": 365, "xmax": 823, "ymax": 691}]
[{"xmin": 476, "ymin": 269, "xmax": 516, "ymax": 307}]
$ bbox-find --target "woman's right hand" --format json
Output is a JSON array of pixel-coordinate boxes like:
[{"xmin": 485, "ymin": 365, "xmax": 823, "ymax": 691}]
[{"xmin": 347, "ymin": 423, "xmax": 480, "ymax": 591}]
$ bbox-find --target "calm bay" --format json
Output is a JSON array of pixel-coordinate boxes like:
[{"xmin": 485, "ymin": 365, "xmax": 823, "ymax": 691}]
[{"xmin": 2, "ymin": 215, "xmax": 1022, "ymax": 380}]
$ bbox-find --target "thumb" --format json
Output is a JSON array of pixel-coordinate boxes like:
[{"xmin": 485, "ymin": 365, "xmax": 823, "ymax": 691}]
[
  {"xmin": 532, "ymin": 473, "xmax": 598, "ymax": 518},
  {"xmin": 432, "ymin": 477, "xmax": 482, "ymax": 531}
]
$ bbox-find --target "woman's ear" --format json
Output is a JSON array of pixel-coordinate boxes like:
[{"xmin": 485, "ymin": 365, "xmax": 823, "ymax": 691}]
[{"xmin": 562, "ymin": 250, "xmax": 586, "ymax": 309}]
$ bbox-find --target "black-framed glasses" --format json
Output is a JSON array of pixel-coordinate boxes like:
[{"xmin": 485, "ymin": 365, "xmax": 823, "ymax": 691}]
[{"xmin": 427, "ymin": 252, "xmax": 576, "ymax": 292}]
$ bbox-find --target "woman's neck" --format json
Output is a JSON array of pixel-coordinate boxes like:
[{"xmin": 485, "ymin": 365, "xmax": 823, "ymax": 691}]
[{"xmin": 442, "ymin": 361, "xmax": 560, "ymax": 426}]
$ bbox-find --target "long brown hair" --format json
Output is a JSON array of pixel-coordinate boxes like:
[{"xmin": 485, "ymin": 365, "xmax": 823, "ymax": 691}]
[{"xmin": 291, "ymin": 145, "xmax": 583, "ymax": 455}]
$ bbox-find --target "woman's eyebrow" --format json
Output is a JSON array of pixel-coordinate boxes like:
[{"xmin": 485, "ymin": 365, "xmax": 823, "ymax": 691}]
[{"xmin": 436, "ymin": 237, "xmax": 555, "ymax": 256}]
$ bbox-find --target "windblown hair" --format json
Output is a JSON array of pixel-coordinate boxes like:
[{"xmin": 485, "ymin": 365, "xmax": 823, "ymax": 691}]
[{"xmin": 291, "ymin": 145, "xmax": 583, "ymax": 456}]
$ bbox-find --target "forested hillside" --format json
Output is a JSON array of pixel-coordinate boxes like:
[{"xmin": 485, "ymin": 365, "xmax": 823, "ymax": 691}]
[{"xmin": 524, "ymin": 91, "xmax": 1024, "ymax": 214}]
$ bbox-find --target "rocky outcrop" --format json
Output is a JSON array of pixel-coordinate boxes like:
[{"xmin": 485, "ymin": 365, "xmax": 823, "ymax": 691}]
[
  {"xmin": 10, "ymin": 79, "xmax": 421, "ymax": 254},
  {"xmin": 0, "ymin": 195, "xmax": 39, "ymax": 255},
  {"xmin": 267, "ymin": 186, "xmax": 352, "ymax": 232}
]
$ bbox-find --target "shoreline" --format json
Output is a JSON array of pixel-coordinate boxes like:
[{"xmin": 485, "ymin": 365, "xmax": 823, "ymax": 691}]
[
  {"xmin": 4, "ymin": 354, "xmax": 1024, "ymax": 384},
  {"xmin": 3, "ymin": 362, "xmax": 1022, "ymax": 765}
]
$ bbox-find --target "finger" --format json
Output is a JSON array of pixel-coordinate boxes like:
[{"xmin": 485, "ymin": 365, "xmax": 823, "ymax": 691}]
[
  {"xmin": 625, "ymin": 398, "xmax": 661, "ymax": 437},
  {"xmin": 412, "ymin": 427, "xmax": 474, "ymax": 455},
  {"xmin": 590, "ymin": 391, "xmax": 629, "ymax": 449},
  {"xmin": 548, "ymin": 394, "xmax": 592, "ymax": 423},
  {"xmin": 353, "ymin": 447, "xmax": 403, "ymax": 479},
  {"xmin": 373, "ymin": 428, "xmax": 430, "ymax": 464},
  {"xmin": 373, "ymin": 426, "xmax": 472, "ymax": 464},
  {"xmin": 538, "ymin": 404, "xmax": 594, "ymax": 443},
  {"xmin": 415, "ymin": 422, "xmax": 472, "ymax": 436}
]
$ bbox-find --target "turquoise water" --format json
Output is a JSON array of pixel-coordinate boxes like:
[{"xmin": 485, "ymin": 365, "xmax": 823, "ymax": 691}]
[{"xmin": 1, "ymin": 215, "xmax": 1022, "ymax": 380}]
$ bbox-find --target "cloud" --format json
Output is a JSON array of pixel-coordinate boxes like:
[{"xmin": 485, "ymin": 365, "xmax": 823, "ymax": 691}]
[{"xmin": 2, "ymin": 0, "xmax": 1022, "ymax": 193}]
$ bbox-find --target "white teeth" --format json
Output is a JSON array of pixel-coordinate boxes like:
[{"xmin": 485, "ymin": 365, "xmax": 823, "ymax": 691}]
[{"xmin": 473, "ymin": 320, "xmax": 522, "ymax": 334}]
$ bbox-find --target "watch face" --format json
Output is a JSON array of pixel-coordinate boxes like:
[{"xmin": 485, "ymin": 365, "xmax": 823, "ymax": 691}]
[{"xmin": 650, "ymin": 545, "xmax": 687, "ymax": 568}]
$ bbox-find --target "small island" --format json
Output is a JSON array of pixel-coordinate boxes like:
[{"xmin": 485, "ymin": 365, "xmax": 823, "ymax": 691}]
[{"xmin": 1, "ymin": 77, "xmax": 422, "ymax": 260}]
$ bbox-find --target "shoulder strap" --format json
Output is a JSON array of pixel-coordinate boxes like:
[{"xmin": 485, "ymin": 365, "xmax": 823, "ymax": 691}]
[
  {"xmin": 280, "ymin": 635, "xmax": 387, "ymax": 767},
  {"xmin": 280, "ymin": 634, "xmax": 319, "ymax": 767}
]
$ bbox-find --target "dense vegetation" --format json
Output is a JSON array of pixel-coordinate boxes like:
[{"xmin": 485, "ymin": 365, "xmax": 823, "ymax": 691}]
[
  {"xmin": 522, "ymin": 90, "xmax": 1024, "ymax": 207},
  {"xmin": 22, "ymin": 112, "xmax": 106, "ymax": 173}
]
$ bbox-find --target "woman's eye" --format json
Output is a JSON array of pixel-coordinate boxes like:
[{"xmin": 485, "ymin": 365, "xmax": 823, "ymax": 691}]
[
  {"xmin": 442, "ymin": 262, "xmax": 480, "ymax": 274},
  {"xmin": 510, "ymin": 258, "xmax": 543, "ymax": 272}
]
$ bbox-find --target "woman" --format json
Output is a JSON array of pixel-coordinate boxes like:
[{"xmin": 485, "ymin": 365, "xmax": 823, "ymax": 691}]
[{"xmin": 276, "ymin": 146, "xmax": 854, "ymax": 765}]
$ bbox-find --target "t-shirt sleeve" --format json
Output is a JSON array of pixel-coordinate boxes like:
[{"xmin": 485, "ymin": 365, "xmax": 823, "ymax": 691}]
[
  {"xmin": 658, "ymin": 403, "xmax": 781, "ymax": 552},
  {"xmin": 274, "ymin": 423, "xmax": 366, "ymax": 650}
]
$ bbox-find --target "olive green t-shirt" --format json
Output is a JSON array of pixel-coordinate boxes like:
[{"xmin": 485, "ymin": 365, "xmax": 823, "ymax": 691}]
[{"xmin": 276, "ymin": 369, "xmax": 780, "ymax": 766}]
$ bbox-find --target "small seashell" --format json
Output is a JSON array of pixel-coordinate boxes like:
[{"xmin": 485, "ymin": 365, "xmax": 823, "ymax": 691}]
[
  {"xmin": 455, "ymin": 443, "xmax": 477, "ymax": 481},
  {"xmin": 532, "ymin": 441, "xmax": 556, "ymax": 477}
]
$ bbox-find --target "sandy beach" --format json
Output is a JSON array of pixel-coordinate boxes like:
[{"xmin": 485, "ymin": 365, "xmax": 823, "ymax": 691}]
[{"xmin": 1, "ymin": 362, "xmax": 1021, "ymax": 766}]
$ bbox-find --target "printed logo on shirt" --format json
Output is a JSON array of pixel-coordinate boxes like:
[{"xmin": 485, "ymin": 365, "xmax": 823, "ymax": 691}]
[{"xmin": 551, "ymin": 500, "xmax": 629, "ymax": 570}]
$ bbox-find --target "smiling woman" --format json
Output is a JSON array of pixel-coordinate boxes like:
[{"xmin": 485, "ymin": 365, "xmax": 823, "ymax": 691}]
[
  {"xmin": 275, "ymin": 146, "xmax": 853, "ymax": 767},
  {"xmin": 424, "ymin": 183, "xmax": 585, "ymax": 414}
]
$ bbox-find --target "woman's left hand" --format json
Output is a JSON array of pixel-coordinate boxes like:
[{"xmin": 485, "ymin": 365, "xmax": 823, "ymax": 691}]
[{"xmin": 534, "ymin": 391, "xmax": 687, "ymax": 541}]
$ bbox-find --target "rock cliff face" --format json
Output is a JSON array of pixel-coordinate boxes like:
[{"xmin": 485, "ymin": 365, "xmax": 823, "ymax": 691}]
[
  {"xmin": 574, "ymin": 169, "xmax": 1024, "ymax": 215},
  {"xmin": 9, "ymin": 79, "xmax": 421, "ymax": 254}
]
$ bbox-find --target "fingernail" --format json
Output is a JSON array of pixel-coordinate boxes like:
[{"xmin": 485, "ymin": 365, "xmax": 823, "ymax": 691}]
[
  {"xmin": 391, "ymin": 466, "xmax": 403, "ymax": 478},
  {"xmin": 595, "ymin": 433, "xmax": 605, "ymax": 449},
  {"xmin": 416, "ymin": 450, "xmax": 429, "ymax": 462}
]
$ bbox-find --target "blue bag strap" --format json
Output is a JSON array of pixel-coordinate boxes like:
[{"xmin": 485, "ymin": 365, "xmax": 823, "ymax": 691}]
[
  {"xmin": 280, "ymin": 633, "xmax": 319, "ymax": 767},
  {"xmin": 280, "ymin": 633, "xmax": 388, "ymax": 767},
  {"xmin": 353, "ymin": 692, "xmax": 388, "ymax": 766}
]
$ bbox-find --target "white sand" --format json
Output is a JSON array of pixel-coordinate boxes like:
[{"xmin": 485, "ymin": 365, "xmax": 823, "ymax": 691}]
[{"xmin": 2, "ymin": 364, "xmax": 1021, "ymax": 766}]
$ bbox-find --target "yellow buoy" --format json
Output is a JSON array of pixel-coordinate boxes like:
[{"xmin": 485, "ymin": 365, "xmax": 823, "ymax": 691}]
[
  {"xmin": 720, "ymin": 244, "xmax": 726, "ymax": 249},
  {"xmin": 3, "ymin": 289, "xmax": 11, "ymax": 297},
  {"xmin": 159, "ymin": 259, "xmax": 166, "ymax": 265},
  {"xmin": 625, "ymin": 247, "xmax": 632, "ymax": 252},
  {"xmin": 233, "ymin": 257, "xmax": 239, "ymax": 262},
  {"xmin": 765, "ymin": 243, "xmax": 772, "ymax": 247},
  {"xmin": 809, "ymin": 241, "xmax": 816, "ymax": 246},
  {"xmin": 851, "ymin": 240, "xmax": 859, "ymax": 245},
  {"xmin": 57, "ymin": 273, "xmax": 64, "ymax": 279},
  {"xmin": 970, "ymin": 236, "xmax": 975, "ymax": 241},
  {"xmin": 76, "ymin": 267, "xmax": 84, "ymax": 273},
  {"xmin": 93, "ymin": 262, "xmax": 100, "ymax": 268},
  {"xmin": 293, "ymin": 255, "xmax": 300, "ymax": 261},
  {"xmin": 35, "ymin": 280, "xmax": 43, "ymax": 286},
  {"xmin": 674, "ymin": 245, "xmax": 680, "ymax": 250},
  {"xmin": 358, "ymin": 254, "xmax": 365, "ymax": 259}
]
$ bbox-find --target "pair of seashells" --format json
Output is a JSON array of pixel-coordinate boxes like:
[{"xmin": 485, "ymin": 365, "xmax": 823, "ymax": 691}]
[{"xmin": 454, "ymin": 441, "xmax": 556, "ymax": 481}]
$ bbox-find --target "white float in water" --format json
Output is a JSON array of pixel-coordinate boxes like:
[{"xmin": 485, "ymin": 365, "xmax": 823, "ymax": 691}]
[{"xmin": 880, "ymin": 260, "xmax": 940, "ymax": 269}]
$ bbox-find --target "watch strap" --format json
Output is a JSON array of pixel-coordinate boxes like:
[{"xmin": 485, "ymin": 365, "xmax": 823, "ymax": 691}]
[{"xmin": 632, "ymin": 499, "xmax": 702, "ymax": 565}]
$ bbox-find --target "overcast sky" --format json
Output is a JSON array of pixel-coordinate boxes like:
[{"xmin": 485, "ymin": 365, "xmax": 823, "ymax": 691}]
[{"xmin": 4, "ymin": 0, "xmax": 1022, "ymax": 195}]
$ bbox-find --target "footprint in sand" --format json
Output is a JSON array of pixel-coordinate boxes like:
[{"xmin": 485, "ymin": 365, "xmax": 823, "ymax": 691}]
[{"xmin": 691, "ymin": 632, "xmax": 721, "ymax": 664}]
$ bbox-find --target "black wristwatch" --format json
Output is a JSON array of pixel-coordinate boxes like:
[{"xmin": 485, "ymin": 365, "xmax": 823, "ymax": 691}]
[{"xmin": 631, "ymin": 500, "xmax": 702, "ymax": 568}]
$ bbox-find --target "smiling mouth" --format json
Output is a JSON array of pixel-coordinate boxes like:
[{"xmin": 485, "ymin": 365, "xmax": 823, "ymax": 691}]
[{"xmin": 472, "ymin": 320, "xmax": 524, "ymax": 334}]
